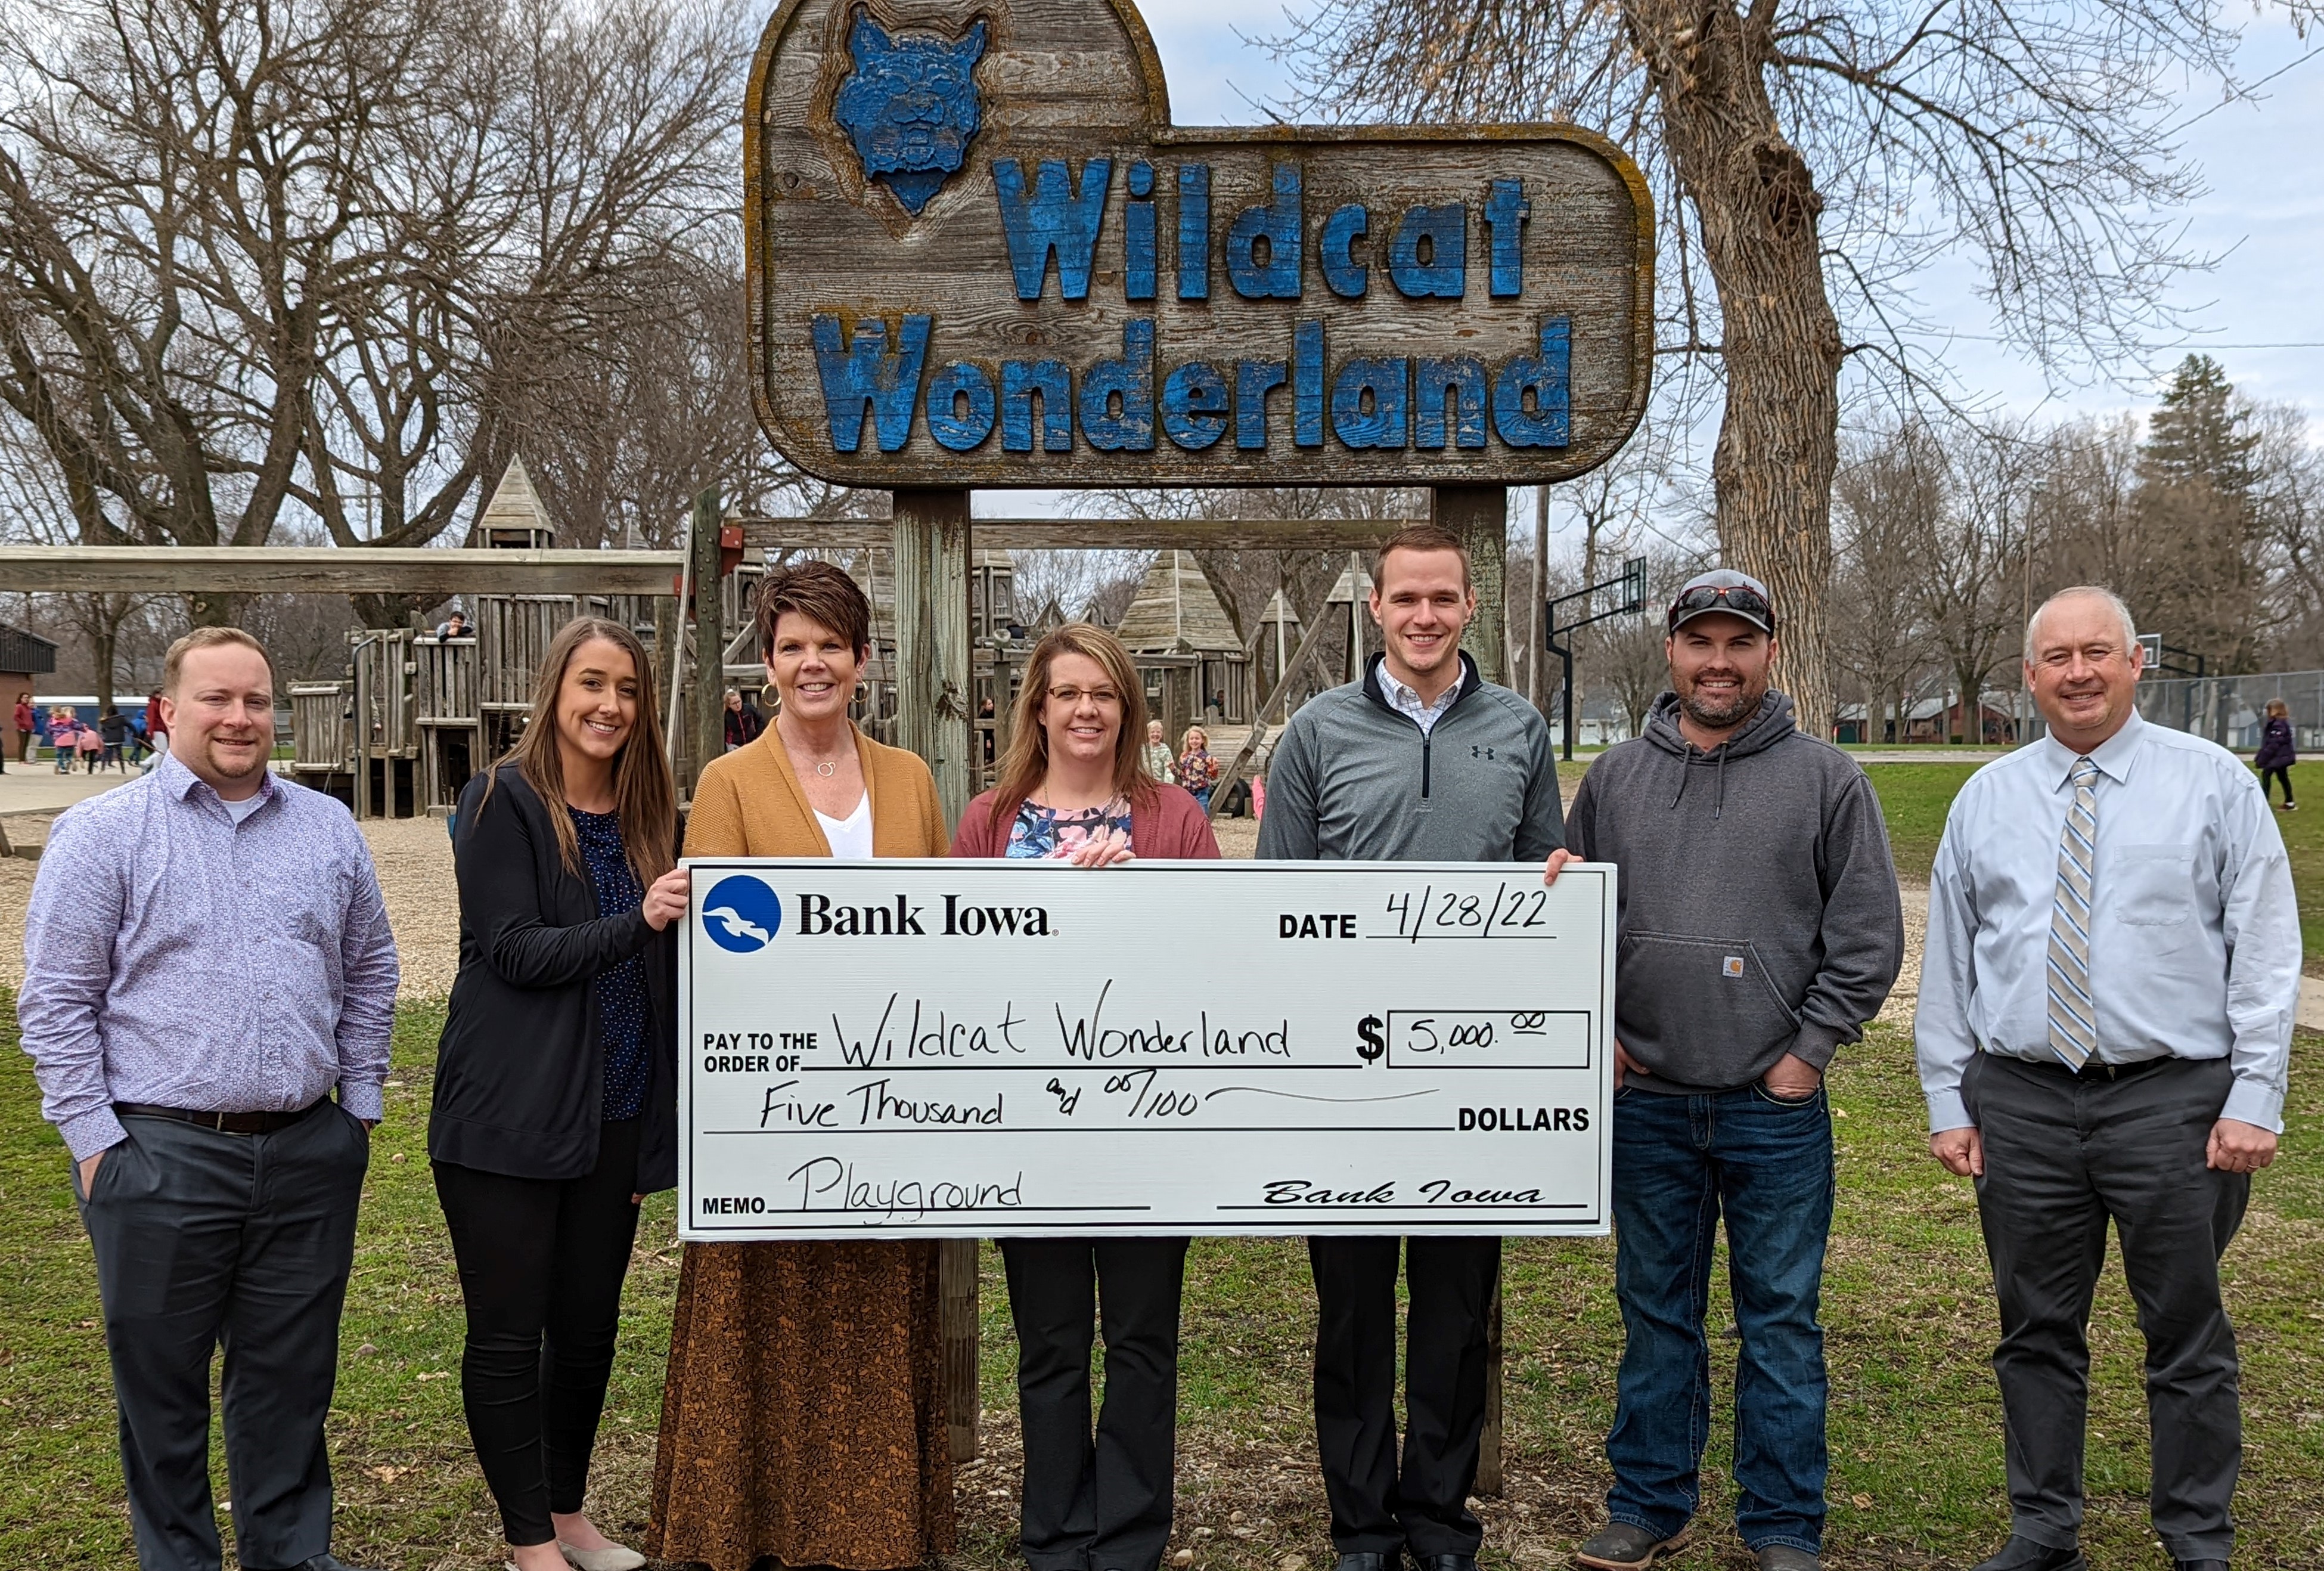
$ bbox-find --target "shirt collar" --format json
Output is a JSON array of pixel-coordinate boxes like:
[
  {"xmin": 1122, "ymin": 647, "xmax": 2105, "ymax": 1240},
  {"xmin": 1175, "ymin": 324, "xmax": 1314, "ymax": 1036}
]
[
  {"xmin": 158, "ymin": 747, "xmax": 280, "ymax": 813},
  {"xmin": 2040, "ymin": 707, "xmax": 2146, "ymax": 788},
  {"xmin": 1376, "ymin": 662, "xmax": 1460, "ymax": 714}
]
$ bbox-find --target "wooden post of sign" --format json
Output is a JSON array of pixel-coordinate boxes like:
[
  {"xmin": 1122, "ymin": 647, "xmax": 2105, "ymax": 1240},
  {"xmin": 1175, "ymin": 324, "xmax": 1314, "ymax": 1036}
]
[
  {"xmin": 892, "ymin": 488, "xmax": 975, "ymax": 825},
  {"xmin": 892, "ymin": 487, "xmax": 980, "ymax": 1462},
  {"xmin": 1435, "ymin": 484, "xmax": 1510, "ymax": 1496},
  {"xmin": 686, "ymin": 487, "xmax": 725, "ymax": 794}
]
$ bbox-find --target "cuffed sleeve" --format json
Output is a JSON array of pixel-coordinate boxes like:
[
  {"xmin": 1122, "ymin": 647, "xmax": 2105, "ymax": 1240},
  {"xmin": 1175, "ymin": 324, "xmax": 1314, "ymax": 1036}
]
[
  {"xmin": 2217, "ymin": 769, "xmax": 2298, "ymax": 1133},
  {"xmin": 334, "ymin": 820, "xmax": 399, "ymax": 1117},
  {"xmin": 1915, "ymin": 820, "xmax": 1981, "ymax": 1134},
  {"xmin": 18, "ymin": 807, "xmax": 129, "ymax": 1160}
]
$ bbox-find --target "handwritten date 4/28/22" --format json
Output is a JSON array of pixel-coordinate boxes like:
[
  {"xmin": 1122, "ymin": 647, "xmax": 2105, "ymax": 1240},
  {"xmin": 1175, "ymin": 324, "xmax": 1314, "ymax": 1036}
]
[{"xmin": 1275, "ymin": 882, "xmax": 1565, "ymax": 944}]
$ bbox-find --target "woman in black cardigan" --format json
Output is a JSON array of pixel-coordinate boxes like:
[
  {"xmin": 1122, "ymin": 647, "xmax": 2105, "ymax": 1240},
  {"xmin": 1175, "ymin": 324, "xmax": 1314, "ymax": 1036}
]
[{"xmin": 431, "ymin": 617, "xmax": 688, "ymax": 1571}]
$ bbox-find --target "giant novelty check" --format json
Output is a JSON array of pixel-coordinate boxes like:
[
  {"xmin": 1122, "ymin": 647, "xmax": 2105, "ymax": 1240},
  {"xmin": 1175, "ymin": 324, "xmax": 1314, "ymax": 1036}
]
[{"xmin": 678, "ymin": 859, "xmax": 1615, "ymax": 1240}]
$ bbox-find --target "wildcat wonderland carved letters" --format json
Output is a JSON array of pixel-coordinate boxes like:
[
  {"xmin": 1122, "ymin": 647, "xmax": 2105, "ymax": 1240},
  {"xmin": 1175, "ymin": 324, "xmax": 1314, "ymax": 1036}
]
[{"xmin": 746, "ymin": 0, "xmax": 1655, "ymax": 487}]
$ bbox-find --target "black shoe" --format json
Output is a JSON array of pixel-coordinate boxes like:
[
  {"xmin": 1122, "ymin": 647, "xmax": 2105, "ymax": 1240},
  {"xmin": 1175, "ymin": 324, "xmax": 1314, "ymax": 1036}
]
[
  {"xmin": 1413, "ymin": 1556, "xmax": 1477, "ymax": 1571},
  {"xmin": 2176, "ymin": 1561, "xmax": 2229, "ymax": 1571},
  {"xmin": 1333, "ymin": 1554, "xmax": 1403, "ymax": 1571},
  {"xmin": 1574, "ymin": 1522, "xmax": 1692, "ymax": 1570},
  {"xmin": 1755, "ymin": 1549, "xmax": 1820, "ymax": 1571},
  {"xmin": 1968, "ymin": 1538, "xmax": 2086, "ymax": 1571},
  {"xmin": 288, "ymin": 1557, "xmax": 384, "ymax": 1571}
]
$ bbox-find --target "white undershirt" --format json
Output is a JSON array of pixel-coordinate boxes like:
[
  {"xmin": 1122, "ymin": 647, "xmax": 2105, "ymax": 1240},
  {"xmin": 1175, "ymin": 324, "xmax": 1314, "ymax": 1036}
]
[{"xmin": 814, "ymin": 791, "xmax": 874, "ymax": 859}]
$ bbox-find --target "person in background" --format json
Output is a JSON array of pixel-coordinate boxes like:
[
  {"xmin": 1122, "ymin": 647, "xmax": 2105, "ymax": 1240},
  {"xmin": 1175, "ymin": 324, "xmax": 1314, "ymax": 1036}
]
[
  {"xmin": 1174, "ymin": 724, "xmax": 1220, "ymax": 813},
  {"xmin": 13, "ymin": 690, "xmax": 33, "ymax": 764},
  {"xmin": 2255, "ymin": 697, "xmax": 2295, "ymax": 810},
  {"xmin": 77, "ymin": 713, "xmax": 105, "ymax": 773},
  {"xmin": 952, "ymin": 622, "xmax": 1218, "ymax": 1571},
  {"xmin": 1553, "ymin": 569, "xmax": 1904, "ymax": 1571},
  {"xmin": 100, "ymin": 705, "xmax": 131, "ymax": 771},
  {"xmin": 432, "ymin": 618, "xmax": 687, "ymax": 1571},
  {"xmin": 18, "ymin": 627, "xmax": 398, "ymax": 1571},
  {"xmin": 49, "ymin": 707, "xmax": 77, "ymax": 773},
  {"xmin": 1258, "ymin": 525, "xmax": 1565, "ymax": 1571},
  {"xmin": 649, "ymin": 561, "xmax": 955, "ymax": 1571},
  {"xmin": 144, "ymin": 689, "xmax": 168, "ymax": 758},
  {"xmin": 1917, "ymin": 587, "xmax": 2295, "ymax": 1571},
  {"xmin": 720, "ymin": 688, "xmax": 761, "ymax": 752},
  {"xmin": 437, "ymin": 608, "xmax": 471, "ymax": 639},
  {"xmin": 1140, "ymin": 718, "xmax": 1176, "ymax": 785}
]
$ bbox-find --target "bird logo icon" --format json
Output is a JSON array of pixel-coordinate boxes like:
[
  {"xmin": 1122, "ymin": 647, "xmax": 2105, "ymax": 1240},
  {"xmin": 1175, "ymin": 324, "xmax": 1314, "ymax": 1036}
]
[
  {"xmin": 703, "ymin": 907, "xmax": 772, "ymax": 946},
  {"xmin": 699, "ymin": 875, "xmax": 783, "ymax": 954}
]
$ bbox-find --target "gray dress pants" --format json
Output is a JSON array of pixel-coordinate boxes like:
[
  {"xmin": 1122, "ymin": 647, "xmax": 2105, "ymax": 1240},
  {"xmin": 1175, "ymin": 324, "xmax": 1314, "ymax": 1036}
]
[
  {"xmin": 1964, "ymin": 1052, "xmax": 2248, "ymax": 1562},
  {"xmin": 75, "ymin": 1104, "xmax": 371, "ymax": 1571}
]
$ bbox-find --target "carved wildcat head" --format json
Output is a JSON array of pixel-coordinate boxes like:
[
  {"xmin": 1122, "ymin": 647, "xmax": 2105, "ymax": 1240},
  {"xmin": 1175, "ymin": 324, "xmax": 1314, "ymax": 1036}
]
[{"xmin": 832, "ymin": 8, "xmax": 988, "ymax": 215}]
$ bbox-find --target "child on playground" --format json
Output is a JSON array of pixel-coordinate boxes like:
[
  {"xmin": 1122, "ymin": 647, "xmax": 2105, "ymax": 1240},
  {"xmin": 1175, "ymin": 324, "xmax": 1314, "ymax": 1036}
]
[{"xmin": 75, "ymin": 719, "xmax": 103, "ymax": 773}]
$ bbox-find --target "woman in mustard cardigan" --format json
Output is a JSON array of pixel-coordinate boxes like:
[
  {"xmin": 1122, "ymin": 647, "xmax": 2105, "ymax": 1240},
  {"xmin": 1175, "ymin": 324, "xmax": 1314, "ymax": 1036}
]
[{"xmin": 648, "ymin": 562, "xmax": 953, "ymax": 1571}]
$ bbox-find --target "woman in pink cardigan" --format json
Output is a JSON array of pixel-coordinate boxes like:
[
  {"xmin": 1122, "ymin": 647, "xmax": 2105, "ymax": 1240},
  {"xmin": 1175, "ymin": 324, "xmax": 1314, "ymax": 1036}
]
[{"xmin": 951, "ymin": 621, "xmax": 1214, "ymax": 1571}]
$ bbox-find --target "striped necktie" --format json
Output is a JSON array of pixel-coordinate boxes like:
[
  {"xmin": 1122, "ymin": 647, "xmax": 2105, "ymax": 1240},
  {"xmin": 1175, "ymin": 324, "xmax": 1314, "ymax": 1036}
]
[{"xmin": 2046, "ymin": 755, "xmax": 2100, "ymax": 1070}]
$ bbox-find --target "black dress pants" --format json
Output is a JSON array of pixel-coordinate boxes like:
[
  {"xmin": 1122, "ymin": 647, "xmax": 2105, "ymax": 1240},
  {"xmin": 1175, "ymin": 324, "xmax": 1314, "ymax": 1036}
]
[
  {"xmin": 75, "ymin": 1102, "xmax": 371, "ymax": 1571},
  {"xmin": 1966, "ymin": 1053, "xmax": 2248, "ymax": 1562},
  {"xmin": 433, "ymin": 1118, "xmax": 643, "ymax": 1547},
  {"xmin": 1001, "ymin": 1236, "xmax": 1190, "ymax": 1571},
  {"xmin": 1309, "ymin": 1235, "xmax": 1501, "ymax": 1558}
]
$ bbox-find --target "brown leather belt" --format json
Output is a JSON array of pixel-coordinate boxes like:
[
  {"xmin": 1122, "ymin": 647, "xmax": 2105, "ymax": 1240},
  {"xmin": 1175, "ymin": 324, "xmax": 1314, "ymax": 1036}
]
[{"xmin": 113, "ymin": 1098, "xmax": 329, "ymax": 1134}]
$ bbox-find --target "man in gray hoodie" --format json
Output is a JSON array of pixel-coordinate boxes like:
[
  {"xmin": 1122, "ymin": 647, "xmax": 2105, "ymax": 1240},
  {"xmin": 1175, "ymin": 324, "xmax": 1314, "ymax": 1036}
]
[
  {"xmin": 1260, "ymin": 524, "xmax": 1563, "ymax": 1571},
  {"xmin": 1559, "ymin": 570, "xmax": 1903, "ymax": 1571}
]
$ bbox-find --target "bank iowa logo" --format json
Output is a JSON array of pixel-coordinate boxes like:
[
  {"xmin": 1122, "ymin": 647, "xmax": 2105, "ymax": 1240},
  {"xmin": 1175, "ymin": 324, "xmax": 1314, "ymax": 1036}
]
[
  {"xmin": 701, "ymin": 875, "xmax": 783, "ymax": 954},
  {"xmin": 831, "ymin": 8, "xmax": 987, "ymax": 216}
]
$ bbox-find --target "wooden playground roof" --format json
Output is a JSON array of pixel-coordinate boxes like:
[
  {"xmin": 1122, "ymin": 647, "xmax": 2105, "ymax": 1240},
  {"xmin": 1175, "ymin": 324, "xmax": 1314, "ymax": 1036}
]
[{"xmin": 1116, "ymin": 550, "xmax": 1243, "ymax": 655}]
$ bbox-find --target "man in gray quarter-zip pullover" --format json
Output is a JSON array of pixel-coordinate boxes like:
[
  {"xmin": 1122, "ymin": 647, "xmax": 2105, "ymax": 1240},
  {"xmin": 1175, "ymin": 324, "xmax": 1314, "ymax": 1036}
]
[
  {"xmin": 1259, "ymin": 525, "xmax": 1563, "ymax": 1571},
  {"xmin": 1556, "ymin": 569, "xmax": 1903, "ymax": 1571}
]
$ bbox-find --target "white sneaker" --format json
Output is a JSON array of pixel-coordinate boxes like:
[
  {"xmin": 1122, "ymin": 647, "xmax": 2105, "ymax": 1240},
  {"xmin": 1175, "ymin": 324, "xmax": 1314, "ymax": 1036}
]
[{"xmin": 558, "ymin": 1544, "xmax": 646, "ymax": 1571}]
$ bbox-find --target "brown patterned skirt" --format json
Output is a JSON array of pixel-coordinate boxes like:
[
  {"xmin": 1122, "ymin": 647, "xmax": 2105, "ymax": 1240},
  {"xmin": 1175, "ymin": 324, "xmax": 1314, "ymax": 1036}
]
[{"xmin": 647, "ymin": 1239, "xmax": 956, "ymax": 1571}]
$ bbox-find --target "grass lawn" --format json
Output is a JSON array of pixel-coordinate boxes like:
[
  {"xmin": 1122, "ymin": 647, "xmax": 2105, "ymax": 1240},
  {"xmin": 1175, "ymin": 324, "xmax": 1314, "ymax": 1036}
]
[{"xmin": 5, "ymin": 987, "xmax": 2322, "ymax": 1570}]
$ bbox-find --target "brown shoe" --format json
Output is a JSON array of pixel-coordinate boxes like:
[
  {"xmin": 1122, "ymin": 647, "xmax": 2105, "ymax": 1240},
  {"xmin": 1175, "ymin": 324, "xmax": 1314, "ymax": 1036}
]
[{"xmin": 1574, "ymin": 1522, "xmax": 1692, "ymax": 1570}]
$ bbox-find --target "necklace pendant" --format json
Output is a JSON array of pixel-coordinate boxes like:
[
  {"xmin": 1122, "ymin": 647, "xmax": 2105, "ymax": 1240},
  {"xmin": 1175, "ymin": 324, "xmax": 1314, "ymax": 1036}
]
[{"xmin": 817, "ymin": 761, "xmax": 836, "ymax": 777}]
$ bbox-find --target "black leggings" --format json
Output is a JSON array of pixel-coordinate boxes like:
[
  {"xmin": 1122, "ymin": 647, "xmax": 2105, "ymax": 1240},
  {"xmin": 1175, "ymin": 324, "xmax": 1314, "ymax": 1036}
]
[
  {"xmin": 2264, "ymin": 765, "xmax": 2295, "ymax": 805},
  {"xmin": 433, "ymin": 1119, "xmax": 643, "ymax": 1547}
]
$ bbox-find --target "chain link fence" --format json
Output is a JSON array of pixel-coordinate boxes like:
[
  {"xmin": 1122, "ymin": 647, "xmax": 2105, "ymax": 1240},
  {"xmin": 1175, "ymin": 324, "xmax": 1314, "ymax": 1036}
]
[{"xmin": 2133, "ymin": 671, "xmax": 2324, "ymax": 753}]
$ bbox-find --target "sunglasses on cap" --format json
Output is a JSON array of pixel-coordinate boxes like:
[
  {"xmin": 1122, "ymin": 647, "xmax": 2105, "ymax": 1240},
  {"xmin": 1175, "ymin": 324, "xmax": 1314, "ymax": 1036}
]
[{"xmin": 1667, "ymin": 583, "xmax": 1774, "ymax": 631}]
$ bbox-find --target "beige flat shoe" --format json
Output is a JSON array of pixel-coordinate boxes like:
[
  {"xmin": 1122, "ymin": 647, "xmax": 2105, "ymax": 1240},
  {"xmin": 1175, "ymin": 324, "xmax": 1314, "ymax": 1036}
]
[{"xmin": 558, "ymin": 1543, "xmax": 646, "ymax": 1571}]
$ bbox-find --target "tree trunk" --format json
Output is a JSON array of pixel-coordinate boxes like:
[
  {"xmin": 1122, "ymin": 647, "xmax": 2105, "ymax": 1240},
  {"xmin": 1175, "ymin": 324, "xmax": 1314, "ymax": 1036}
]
[
  {"xmin": 92, "ymin": 620, "xmax": 117, "ymax": 713},
  {"xmin": 1627, "ymin": 0, "xmax": 1844, "ymax": 740}
]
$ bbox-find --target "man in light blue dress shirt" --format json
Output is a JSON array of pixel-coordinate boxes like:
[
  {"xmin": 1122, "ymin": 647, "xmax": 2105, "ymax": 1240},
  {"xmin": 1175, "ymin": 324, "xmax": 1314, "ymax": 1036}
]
[
  {"xmin": 1915, "ymin": 587, "xmax": 2295, "ymax": 1571},
  {"xmin": 20, "ymin": 628, "xmax": 398, "ymax": 1571}
]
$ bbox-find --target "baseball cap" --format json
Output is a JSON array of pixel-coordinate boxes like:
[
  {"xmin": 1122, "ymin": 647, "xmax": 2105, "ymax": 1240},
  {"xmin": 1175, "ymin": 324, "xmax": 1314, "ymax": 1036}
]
[{"xmin": 1667, "ymin": 568, "xmax": 1776, "ymax": 635}]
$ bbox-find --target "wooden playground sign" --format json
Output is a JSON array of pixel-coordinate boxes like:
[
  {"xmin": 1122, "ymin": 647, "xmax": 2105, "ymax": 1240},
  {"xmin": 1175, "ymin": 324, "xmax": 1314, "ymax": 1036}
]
[{"xmin": 744, "ymin": 0, "xmax": 1654, "ymax": 489}]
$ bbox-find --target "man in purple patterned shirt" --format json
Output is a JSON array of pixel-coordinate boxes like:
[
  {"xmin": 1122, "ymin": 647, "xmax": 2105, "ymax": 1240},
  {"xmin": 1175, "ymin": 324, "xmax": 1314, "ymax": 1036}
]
[{"xmin": 20, "ymin": 627, "xmax": 398, "ymax": 1571}]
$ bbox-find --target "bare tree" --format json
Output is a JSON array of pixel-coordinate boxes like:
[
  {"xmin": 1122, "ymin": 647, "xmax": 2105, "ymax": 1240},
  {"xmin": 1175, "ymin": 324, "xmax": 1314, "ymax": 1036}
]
[
  {"xmin": 1830, "ymin": 422, "xmax": 1937, "ymax": 743},
  {"xmin": 0, "ymin": 0, "xmax": 747, "ymax": 627},
  {"xmin": 1270, "ymin": 0, "xmax": 2304, "ymax": 740},
  {"xmin": 1910, "ymin": 423, "xmax": 2031, "ymax": 742}
]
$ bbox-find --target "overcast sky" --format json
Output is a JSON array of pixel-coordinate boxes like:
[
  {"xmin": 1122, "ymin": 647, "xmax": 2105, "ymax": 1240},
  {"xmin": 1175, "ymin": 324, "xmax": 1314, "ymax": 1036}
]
[{"xmin": 1136, "ymin": 4, "xmax": 2324, "ymax": 423}]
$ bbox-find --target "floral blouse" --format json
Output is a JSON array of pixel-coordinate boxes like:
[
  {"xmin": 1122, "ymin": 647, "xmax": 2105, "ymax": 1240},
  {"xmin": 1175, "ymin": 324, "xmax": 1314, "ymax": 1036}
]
[{"xmin": 1006, "ymin": 797, "xmax": 1135, "ymax": 859}]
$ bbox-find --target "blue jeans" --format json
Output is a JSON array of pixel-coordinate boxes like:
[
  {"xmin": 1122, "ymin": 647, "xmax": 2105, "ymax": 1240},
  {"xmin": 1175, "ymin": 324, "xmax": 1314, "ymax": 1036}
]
[{"xmin": 1606, "ymin": 1082, "xmax": 1836, "ymax": 1553}]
